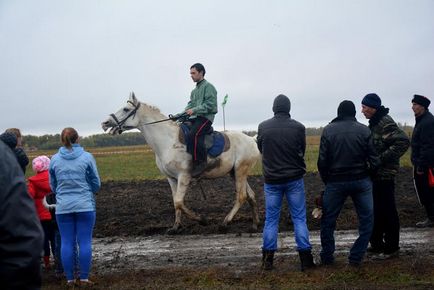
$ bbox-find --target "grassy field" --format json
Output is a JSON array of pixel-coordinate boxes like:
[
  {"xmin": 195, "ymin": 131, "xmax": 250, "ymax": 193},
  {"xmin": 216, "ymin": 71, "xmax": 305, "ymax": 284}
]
[{"xmin": 25, "ymin": 137, "xmax": 412, "ymax": 182}]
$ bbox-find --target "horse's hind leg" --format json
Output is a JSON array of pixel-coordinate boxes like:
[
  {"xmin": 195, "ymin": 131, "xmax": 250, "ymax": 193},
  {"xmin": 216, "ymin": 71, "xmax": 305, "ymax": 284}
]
[
  {"xmin": 222, "ymin": 170, "xmax": 248, "ymax": 228},
  {"xmin": 246, "ymin": 182, "xmax": 259, "ymax": 231}
]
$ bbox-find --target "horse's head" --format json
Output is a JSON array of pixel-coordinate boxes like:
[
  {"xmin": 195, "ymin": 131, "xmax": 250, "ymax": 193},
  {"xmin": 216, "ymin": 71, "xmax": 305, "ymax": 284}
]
[{"xmin": 101, "ymin": 92, "xmax": 141, "ymax": 135}]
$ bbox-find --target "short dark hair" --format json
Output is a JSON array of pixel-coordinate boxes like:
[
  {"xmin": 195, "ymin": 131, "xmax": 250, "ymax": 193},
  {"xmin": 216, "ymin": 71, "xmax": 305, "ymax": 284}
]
[{"xmin": 190, "ymin": 63, "xmax": 206, "ymax": 76}]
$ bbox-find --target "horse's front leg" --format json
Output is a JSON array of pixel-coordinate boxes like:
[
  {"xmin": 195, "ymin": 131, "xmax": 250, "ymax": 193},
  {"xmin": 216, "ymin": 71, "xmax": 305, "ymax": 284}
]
[
  {"xmin": 166, "ymin": 177, "xmax": 183, "ymax": 235},
  {"xmin": 174, "ymin": 174, "xmax": 207, "ymax": 225}
]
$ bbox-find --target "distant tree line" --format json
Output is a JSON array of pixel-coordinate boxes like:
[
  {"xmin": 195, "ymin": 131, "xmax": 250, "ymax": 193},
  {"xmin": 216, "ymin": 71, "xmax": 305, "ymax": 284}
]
[
  {"xmin": 23, "ymin": 123, "xmax": 413, "ymax": 150},
  {"xmin": 244, "ymin": 123, "xmax": 413, "ymax": 138},
  {"xmin": 23, "ymin": 132, "xmax": 146, "ymax": 150}
]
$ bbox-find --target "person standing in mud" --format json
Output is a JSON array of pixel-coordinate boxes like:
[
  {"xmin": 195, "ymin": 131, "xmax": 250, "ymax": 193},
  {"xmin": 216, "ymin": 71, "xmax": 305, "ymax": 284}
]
[
  {"xmin": 0, "ymin": 139, "xmax": 43, "ymax": 289},
  {"xmin": 410, "ymin": 94, "xmax": 434, "ymax": 228},
  {"xmin": 176, "ymin": 63, "xmax": 218, "ymax": 177},
  {"xmin": 49, "ymin": 127, "xmax": 101, "ymax": 286},
  {"xmin": 318, "ymin": 100, "xmax": 380, "ymax": 266},
  {"xmin": 257, "ymin": 94, "xmax": 315, "ymax": 271},
  {"xmin": 361, "ymin": 93, "xmax": 410, "ymax": 260}
]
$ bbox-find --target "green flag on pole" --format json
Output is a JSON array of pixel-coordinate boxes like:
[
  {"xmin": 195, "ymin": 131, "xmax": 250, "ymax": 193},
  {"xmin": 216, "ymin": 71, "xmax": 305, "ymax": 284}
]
[{"xmin": 222, "ymin": 94, "xmax": 228, "ymax": 106}]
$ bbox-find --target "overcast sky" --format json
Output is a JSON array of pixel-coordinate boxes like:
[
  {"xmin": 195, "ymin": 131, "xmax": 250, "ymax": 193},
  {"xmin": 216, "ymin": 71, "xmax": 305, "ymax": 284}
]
[{"xmin": 1, "ymin": 0, "xmax": 433, "ymax": 136}]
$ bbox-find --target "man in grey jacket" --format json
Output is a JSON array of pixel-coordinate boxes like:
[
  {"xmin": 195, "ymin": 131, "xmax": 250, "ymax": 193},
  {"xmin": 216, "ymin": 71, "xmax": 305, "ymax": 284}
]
[{"xmin": 0, "ymin": 140, "xmax": 43, "ymax": 290}]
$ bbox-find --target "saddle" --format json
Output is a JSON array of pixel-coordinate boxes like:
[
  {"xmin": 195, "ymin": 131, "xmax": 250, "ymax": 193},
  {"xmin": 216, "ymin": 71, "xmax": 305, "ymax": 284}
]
[{"xmin": 178, "ymin": 123, "xmax": 230, "ymax": 158}]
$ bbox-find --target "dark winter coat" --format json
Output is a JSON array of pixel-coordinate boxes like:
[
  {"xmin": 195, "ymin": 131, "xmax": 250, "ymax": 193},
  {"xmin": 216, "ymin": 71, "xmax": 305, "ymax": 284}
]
[
  {"xmin": 318, "ymin": 116, "xmax": 380, "ymax": 183},
  {"xmin": 0, "ymin": 140, "xmax": 43, "ymax": 290},
  {"xmin": 257, "ymin": 112, "xmax": 306, "ymax": 184},
  {"xmin": 368, "ymin": 106, "xmax": 410, "ymax": 180},
  {"xmin": 411, "ymin": 110, "xmax": 434, "ymax": 170}
]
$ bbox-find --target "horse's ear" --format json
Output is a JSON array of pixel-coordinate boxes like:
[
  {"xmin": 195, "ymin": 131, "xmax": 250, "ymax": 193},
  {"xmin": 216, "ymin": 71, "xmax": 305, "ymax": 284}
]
[{"xmin": 129, "ymin": 91, "xmax": 138, "ymax": 104}]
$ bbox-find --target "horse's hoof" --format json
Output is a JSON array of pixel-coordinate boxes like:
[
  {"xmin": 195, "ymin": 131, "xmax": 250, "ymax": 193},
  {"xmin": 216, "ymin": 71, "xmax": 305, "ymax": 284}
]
[
  {"xmin": 199, "ymin": 216, "xmax": 208, "ymax": 226},
  {"xmin": 218, "ymin": 224, "xmax": 228, "ymax": 234},
  {"xmin": 248, "ymin": 224, "xmax": 258, "ymax": 233},
  {"xmin": 166, "ymin": 226, "xmax": 183, "ymax": 235}
]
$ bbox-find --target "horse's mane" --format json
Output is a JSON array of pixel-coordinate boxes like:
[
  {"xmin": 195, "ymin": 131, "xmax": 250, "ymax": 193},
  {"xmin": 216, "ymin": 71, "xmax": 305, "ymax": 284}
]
[{"xmin": 141, "ymin": 102, "xmax": 163, "ymax": 114}]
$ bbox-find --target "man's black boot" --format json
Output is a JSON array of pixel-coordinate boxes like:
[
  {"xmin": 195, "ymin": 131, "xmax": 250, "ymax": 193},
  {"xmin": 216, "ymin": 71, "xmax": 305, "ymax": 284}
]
[
  {"xmin": 261, "ymin": 250, "xmax": 274, "ymax": 270},
  {"xmin": 299, "ymin": 249, "xmax": 315, "ymax": 271},
  {"xmin": 191, "ymin": 162, "xmax": 207, "ymax": 177}
]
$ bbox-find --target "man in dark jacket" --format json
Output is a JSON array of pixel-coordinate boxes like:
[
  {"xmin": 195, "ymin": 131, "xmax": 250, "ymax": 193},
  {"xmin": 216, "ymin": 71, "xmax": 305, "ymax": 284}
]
[
  {"xmin": 257, "ymin": 94, "xmax": 314, "ymax": 271},
  {"xmin": 318, "ymin": 100, "xmax": 380, "ymax": 266},
  {"xmin": 361, "ymin": 93, "xmax": 410, "ymax": 259},
  {"xmin": 410, "ymin": 94, "xmax": 434, "ymax": 228},
  {"xmin": 0, "ymin": 140, "xmax": 43, "ymax": 290}
]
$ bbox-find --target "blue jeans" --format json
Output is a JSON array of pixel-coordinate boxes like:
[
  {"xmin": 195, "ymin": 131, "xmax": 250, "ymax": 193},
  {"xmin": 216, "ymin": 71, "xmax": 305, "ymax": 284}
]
[
  {"xmin": 57, "ymin": 211, "xmax": 95, "ymax": 280},
  {"xmin": 262, "ymin": 178, "xmax": 312, "ymax": 251},
  {"xmin": 320, "ymin": 178, "xmax": 373, "ymax": 264}
]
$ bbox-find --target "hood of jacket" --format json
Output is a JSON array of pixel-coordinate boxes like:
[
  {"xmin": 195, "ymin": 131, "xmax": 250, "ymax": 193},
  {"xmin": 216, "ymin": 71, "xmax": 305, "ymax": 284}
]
[
  {"xmin": 272, "ymin": 94, "xmax": 291, "ymax": 114},
  {"xmin": 59, "ymin": 143, "xmax": 85, "ymax": 160}
]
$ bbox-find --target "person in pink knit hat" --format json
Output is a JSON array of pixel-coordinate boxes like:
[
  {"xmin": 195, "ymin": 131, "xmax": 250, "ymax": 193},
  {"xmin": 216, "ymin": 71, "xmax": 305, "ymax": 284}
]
[{"xmin": 28, "ymin": 155, "xmax": 55, "ymax": 270}]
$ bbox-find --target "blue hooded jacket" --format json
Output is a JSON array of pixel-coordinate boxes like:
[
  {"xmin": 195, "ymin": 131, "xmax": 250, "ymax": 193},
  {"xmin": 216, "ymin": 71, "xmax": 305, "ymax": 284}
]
[{"xmin": 49, "ymin": 144, "xmax": 100, "ymax": 214}]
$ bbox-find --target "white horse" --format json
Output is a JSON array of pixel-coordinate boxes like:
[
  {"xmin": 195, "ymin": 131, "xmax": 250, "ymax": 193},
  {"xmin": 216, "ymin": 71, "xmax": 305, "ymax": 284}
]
[{"xmin": 101, "ymin": 93, "xmax": 261, "ymax": 234}]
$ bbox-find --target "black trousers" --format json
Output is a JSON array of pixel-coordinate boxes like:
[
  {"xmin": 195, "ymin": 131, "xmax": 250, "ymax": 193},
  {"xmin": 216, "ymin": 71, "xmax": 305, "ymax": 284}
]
[
  {"xmin": 41, "ymin": 220, "xmax": 56, "ymax": 257},
  {"xmin": 186, "ymin": 117, "xmax": 212, "ymax": 164},
  {"xmin": 414, "ymin": 168, "xmax": 434, "ymax": 220},
  {"xmin": 370, "ymin": 179, "xmax": 400, "ymax": 254}
]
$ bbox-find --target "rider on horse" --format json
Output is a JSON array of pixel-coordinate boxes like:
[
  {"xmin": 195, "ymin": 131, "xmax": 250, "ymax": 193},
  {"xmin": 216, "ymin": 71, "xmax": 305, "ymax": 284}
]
[{"xmin": 175, "ymin": 63, "xmax": 218, "ymax": 177}]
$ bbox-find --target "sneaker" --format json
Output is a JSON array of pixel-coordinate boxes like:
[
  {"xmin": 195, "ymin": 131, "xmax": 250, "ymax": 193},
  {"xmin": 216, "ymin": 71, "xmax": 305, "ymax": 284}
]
[
  {"xmin": 79, "ymin": 279, "xmax": 95, "ymax": 288},
  {"xmin": 371, "ymin": 250, "xmax": 399, "ymax": 260},
  {"xmin": 416, "ymin": 219, "xmax": 434, "ymax": 228}
]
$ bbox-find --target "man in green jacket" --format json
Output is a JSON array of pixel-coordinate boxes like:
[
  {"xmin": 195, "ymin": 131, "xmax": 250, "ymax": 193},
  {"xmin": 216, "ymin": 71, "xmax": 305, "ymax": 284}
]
[
  {"xmin": 361, "ymin": 93, "xmax": 410, "ymax": 260},
  {"xmin": 178, "ymin": 63, "xmax": 218, "ymax": 177}
]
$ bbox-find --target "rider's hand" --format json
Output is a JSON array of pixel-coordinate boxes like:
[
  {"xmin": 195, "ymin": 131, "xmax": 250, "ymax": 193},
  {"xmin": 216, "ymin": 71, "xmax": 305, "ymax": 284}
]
[{"xmin": 186, "ymin": 109, "xmax": 194, "ymax": 115}]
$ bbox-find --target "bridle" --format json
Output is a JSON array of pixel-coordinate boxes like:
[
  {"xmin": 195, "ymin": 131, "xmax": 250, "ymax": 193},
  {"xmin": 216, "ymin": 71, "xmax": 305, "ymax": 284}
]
[
  {"xmin": 110, "ymin": 100, "xmax": 141, "ymax": 133},
  {"xmin": 109, "ymin": 101, "xmax": 189, "ymax": 133}
]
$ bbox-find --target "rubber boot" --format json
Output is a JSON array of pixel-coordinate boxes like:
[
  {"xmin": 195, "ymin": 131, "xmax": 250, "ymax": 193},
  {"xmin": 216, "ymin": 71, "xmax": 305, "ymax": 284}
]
[
  {"xmin": 298, "ymin": 250, "xmax": 315, "ymax": 271},
  {"xmin": 262, "ymin": 250, "xmax": 274, "ymax": 270},
  {"xmin": 43, "ymin": 256, "xmax": 51, "ymax": 270}
]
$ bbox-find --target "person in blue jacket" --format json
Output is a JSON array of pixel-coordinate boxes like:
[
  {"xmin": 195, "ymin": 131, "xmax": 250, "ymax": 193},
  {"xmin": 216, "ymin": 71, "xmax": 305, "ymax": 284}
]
[{"xmin": 49, "ymin": 127, "xmax": 100, "ymax": 286}]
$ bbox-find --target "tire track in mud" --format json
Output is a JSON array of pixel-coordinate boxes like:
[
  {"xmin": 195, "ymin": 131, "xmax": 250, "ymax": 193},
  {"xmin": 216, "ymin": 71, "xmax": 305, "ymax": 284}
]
[{"xmin": 92, "ymin": 227, "xmax": 434, "ymax": 274}]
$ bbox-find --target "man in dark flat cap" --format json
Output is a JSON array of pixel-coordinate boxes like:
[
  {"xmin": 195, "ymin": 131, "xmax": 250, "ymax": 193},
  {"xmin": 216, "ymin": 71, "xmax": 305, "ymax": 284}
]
[{"xmin": 411, "ymin": 94, "xmax": 434, "ymax": 228}]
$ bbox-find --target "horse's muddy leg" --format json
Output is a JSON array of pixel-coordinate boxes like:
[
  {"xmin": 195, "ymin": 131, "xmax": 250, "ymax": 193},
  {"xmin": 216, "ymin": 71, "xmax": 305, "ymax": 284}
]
[
  {"xmin": 246, "ymin": 182, "xmax": 259, "ymax": 232},
  {"xmin": 175, "ymin": 175, "xmax": 206, "ymax": 226},
  {"xmin": 222, "ymin": 170, "xmax": 248, "ymax": 228}
]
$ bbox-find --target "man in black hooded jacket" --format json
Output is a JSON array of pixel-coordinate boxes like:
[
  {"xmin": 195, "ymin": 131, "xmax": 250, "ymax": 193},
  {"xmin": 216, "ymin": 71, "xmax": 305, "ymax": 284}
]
[{"xmin": 257, "ymin": 94, "xmax": 314, "ymax": 271}]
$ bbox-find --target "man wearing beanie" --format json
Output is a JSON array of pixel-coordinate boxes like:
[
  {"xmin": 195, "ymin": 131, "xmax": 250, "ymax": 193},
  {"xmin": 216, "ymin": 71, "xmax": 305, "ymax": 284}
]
[
  {"xmin": 361, "ymin": 93, "xmax": 410, "ymax": 260},
  {"xmin": 257, "ymin": 94, "xmax": 315, "ymax": 271},
  {"xmin": 318, "ymin": 100, "xmax": 380, "ymax": 267},
  {"xmin": 411, "ymin": 94, "xmax": 434, "ymax": 228}
]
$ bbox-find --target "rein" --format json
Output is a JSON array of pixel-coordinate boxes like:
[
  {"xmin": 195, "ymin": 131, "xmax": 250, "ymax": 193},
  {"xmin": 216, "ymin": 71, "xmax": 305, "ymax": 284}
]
[{"xmin": 110, "ymin": 101, "xmax": 189, "ymax": 132}]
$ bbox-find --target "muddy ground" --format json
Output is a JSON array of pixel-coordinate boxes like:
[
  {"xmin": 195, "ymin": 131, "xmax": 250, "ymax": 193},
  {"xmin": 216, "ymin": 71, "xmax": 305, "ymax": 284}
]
[
  {"xmin": 42, "ymin": 167, "xmax": 434, "ymax": 289},
  {"xmin": 95, "ymin": 167, "xmax": 423, "ymax": 237}
]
